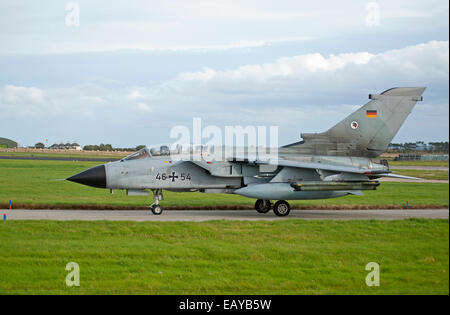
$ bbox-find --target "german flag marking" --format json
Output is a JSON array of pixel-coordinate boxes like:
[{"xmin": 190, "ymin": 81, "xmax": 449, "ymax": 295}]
[{"xmin": 366, "ymin": 110, "xmax": 377, "ymax": 118}]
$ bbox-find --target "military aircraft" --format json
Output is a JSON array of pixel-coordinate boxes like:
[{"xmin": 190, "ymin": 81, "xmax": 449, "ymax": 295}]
[{"xmin": 67, "ymin": 87, "xmax": 425, "ymax": 216}]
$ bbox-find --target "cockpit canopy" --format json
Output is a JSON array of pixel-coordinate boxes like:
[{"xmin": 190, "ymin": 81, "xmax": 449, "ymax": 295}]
[
  {"xmin": 121, "ymin": 144, "xmax": 277, "ymax": 163},
  {"xmin": 150, "ymin": 145, "xmax": 170, "ymax": 156},
  {"xmin": 122, "ymin": 147, "xmax": 151, "ymax": 161},
  {"xmin": 122, "ymin": 145, "xmax": 184, "ymax": 162},
  {"xmin": 121, "ymin": 144, "xmax": 208, "ymax": 162}
]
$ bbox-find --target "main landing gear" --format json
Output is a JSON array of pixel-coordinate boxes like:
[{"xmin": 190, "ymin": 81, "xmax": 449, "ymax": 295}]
[
  {"xmin": 254, "ymin": 199, "xmax": 291, "ymax": 217},
  {"xmin": 255, "ymin": 199, "xmax": 272, "ymax": 213},
  {"xmin": 273, "ymin": 200, "xmax": 291, "ymax": 217},
  {"xmin": 150, "ymin": 189, "xmax": 164, "ymax": 215}
]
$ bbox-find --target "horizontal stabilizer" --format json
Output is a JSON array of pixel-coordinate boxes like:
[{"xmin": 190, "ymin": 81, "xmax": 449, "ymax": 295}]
[
  {"xmin": 375, "ymin": 173, "xmax": 421, "ymax": 180},
  {"xmin": 347, "ymin": 190, "xmax": 364, "ymax": 196}
]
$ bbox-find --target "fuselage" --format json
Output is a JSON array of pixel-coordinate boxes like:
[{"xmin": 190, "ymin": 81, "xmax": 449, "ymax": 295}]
[
  {"xmin": 68, "ymin": 145, "xmax": 387, "ymax": 201},
  {"xmin": 65, "ymin": 87, "xmax": 425, "ymax": 216}
]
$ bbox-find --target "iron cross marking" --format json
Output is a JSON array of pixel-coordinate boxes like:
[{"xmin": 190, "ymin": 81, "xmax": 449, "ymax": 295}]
[{"xmin": 168, "ymin": 172, "xmax": 179, "ymax": 182}]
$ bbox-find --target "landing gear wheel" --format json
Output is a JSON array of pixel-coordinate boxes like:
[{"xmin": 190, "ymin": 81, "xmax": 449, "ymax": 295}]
[
  {"xmin": 151, "ymin": 205, "xmax": 163, "ymax": 215},
  {"xmin": 273, "ymin": 200, "xmax": 291, "ymax": 217},
  {"xmin": 255, "ymin": 199, "xmax": 272, "ymax": 213},
  {"xmin": 150, "ymin": 189, "xmax": 164, "ymax": 215}
]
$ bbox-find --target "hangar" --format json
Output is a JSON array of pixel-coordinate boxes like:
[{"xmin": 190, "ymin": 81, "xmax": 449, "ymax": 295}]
[{"xmin": 0, "ymin": 137, "xmax": 18, "ymax": 148}]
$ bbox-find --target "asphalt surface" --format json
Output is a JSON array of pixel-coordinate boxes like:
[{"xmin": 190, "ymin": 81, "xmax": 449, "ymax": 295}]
[{"xmin": 3, "ymin": 209, "xmax": 448, "ymax": 221}]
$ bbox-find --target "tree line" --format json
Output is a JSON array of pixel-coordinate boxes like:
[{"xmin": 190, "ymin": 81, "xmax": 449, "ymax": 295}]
[
  {"xmin": 388, "ymin": 141, "xmax": 449, "ymax": 153},
  {"xmin": 83, "ymin": 144, "xmax": 146, "ymax": 152}
]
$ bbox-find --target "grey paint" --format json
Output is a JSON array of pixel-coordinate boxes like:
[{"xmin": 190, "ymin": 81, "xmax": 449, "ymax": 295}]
[
  {"xmin": 106, "ymin": 158, "xmax": 241, "ymax": 190},
  {"xmin": 68, "ymin": 87, "xmax": 426, "ymax": 207},
  {"xmin": 281, "ymin": 87, "xmax": 426, "ymax": 158},
  {"xmin": 234, "ymin": 183, "xmax": 351, "ymax": 200}
]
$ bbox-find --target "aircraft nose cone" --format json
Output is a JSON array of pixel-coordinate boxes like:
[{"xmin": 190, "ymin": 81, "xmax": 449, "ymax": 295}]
[{"xmin": 67, "ymin": 165, "xmax": 107, "ymax": 188}]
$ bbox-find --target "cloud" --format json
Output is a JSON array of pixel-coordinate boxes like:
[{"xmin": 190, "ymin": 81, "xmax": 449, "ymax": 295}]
[
  {"xmin": 179, "ymin": 52, "xmax": 375, "ymax": 80},
  {"xmin": 178, "ymin": 41, "xmax": 448, "ymax": 85},
  {"xmin": 0, "ymin": 41, "xmax": 448, "ymax": 145},
  {"xmin": 0, "ymin": 85, "xmax": 45, "ymax": 116},
  {"xmin": 3, "ymin": 41, "xmax": 448, "ymax": 110},
  {"xmin": 128, "ymin": 90, "xmax": 144, "ymax": 99},
  {"xmin": 0, "ymin": 0, "xmax": 447, "ymax": 54},
  {"xmin": 2, "ymin": 85, "xmax": 44, "ymax": 103},
  {"xmin": 136, "ymin": 102, "xmax": 152, "ymax": 112}
]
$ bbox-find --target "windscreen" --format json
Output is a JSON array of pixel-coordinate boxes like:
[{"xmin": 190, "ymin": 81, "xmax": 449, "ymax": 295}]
[{"xmin": 122, "ymin": 148, "xmax": 151, "ymax": 161}]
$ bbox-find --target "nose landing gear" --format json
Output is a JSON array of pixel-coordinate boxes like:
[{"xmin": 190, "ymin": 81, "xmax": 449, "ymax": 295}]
[{"xmin": 150, "ymin": 189, "xmax": 164, "ymax": 215}]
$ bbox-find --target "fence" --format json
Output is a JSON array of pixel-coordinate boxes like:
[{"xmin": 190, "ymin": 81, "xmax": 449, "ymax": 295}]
[{"xmin": 394, "ymin": 154, "xmax": 449, "ymax": 161}]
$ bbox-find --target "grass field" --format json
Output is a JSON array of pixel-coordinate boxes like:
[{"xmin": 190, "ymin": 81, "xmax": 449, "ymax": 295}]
[
  {"xmin": 1, "ymin": 158, "xmax": 448, "ymax": 295},
  {"xmin": 0, "ymin": 151, "xmax": 124, "ymax": 160},
  {"xmin": 0, "ymin": 219, "xmax": 447, "ymax": 294},
  {"xmin": 1, "ymin": 151, "xmax": 448, "ymax": 166},
  {"xmin": 394, "ymin": 169, "xmax": 449, "ymax": 180},
  {"xmin": 0, "ymin": 160, "xmax": 448, "ymax": 209},
  {"xmin": 388, "ymin": 160, "xmax": 449, "ymax": 167}
]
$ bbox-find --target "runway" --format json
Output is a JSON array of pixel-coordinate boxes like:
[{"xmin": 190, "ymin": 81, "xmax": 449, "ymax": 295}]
[{"xmin": 3, "ymin": 209, "xmax": 448, "ymax": 221}]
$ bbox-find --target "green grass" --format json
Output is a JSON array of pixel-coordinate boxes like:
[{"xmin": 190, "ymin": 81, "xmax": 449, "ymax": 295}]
[
  {"xmin": 394, "ymin": 169, "xmax": 449, "ymax": 180},
  {"xmin": 0, "ymin": 151, "xmax": 124, "ymax": 159},
  {"xmin": 0, "ymin": 160, "xmax": 448, "ymax": 208},
  {"xmin": 0, "ymin": 219, "xmax": 447, "ymax": 294}
]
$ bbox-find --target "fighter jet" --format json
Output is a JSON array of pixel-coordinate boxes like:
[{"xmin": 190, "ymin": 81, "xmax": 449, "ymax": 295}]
[{"xmin": 67, "ymin": 87, "xmax": 425, "ymax": 216}]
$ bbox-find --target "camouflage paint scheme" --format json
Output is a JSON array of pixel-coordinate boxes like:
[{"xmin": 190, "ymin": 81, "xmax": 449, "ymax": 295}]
[{"xmin": 68, "ymin": 87, "xmax": 426, "ymax": 216}]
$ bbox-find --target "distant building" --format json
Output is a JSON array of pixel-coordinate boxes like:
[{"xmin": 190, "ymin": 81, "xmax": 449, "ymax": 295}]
[
  {"xmin": 48, "ymin": 142, "xmax": 82, "ymax": 150},
  {"xmin": 413, "ymin": 142, "xmax": 435, "ymax": 152},
  {"xmin": 71, "ymin": 143, "xmax": 82, "ymax": 150},
  {"xmin": 388, "ymin": 142, "xmax": 438, "ymax": 152},
  {"xmin": 388, "ymin": 143, "xmax": 404, "ymax": 150},
  {"xmin": 394, "ymin": 154, "xmax": 449, "ymax": 161},
  {"xmin": 0, "ymin": 137, "xmax": 18, "ymax": 148}
]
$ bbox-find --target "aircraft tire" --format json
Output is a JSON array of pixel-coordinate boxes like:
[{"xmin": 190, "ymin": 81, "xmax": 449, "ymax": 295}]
[
  {"xmin": 255, "ymin": 199, "xmax": 271, "ymax": 213},
  {"xmin": 151, "ymin": 205, "xmax": 163, "ymax": 215},
  {"xmin": 273, "ymin": 200, "xmax": 291, "ymax": 217}
]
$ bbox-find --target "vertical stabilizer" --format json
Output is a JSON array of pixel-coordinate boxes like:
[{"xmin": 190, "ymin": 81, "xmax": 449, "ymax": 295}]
[{"xmin": 282, "ymin": 87, "xmax": 426, "ymax": 158}]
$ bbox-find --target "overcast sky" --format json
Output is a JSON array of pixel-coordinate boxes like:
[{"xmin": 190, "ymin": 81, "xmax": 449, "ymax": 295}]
[{"xmin": 0, "ymin": 0, "xmax": 448, "ymax": 147}]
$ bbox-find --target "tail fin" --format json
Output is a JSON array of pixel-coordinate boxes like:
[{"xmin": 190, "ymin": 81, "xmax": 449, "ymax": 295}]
[{"xmin": 283, "ymin": 87, "xmax": 426, "ymax": 158}]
